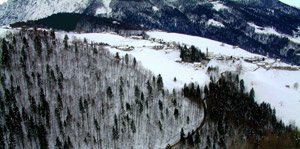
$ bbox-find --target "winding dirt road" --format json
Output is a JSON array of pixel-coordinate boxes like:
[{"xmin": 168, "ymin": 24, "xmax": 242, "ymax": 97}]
[{"xmin": 168, "ymin": 99, "xmax": 207, "ymax": 148}]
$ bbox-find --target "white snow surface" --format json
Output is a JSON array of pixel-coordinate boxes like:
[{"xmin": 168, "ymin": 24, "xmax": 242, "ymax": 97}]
[
  {"xmin": 0, "ymin": 0, "xmax": 90, "ymax": 25},
  {"xmin": 60, "ymin": 30, "xmax": 300, "ymax": 129},
  {"xmin": 152, "ymin": 6, "xmax": 159, "ymax": 11},
  {"xmin": 249, "ymin": 23, "xmax": 300, "ymax": 44},
  {"xmin": 211, "ymin": 1, "xmax": 230, "ymax": 11},
  {"xmin": 95, "ymin": 0, "xmax": 112, "ymax": 15},
  {"xmin": 207, "ymin": 19, "xmax": 225, "ymax": 28},
  {"xmin": 0, "ymin": 27, "xmax": 8, "ymax": 37}
]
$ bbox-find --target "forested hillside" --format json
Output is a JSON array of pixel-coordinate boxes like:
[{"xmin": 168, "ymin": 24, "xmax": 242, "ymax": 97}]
[
  {"xmin": 0, "ymin": 29, "xmax": 203, "ymax": 148},
  {"xmin": 174, "ymin": 73, "xmax": 300, "ymax": 148}
]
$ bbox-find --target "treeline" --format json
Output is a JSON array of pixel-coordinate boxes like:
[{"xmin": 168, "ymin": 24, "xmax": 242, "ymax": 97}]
[{"xmin": 10, "ymin": 13, "xmax": 144, "ymax": 32}]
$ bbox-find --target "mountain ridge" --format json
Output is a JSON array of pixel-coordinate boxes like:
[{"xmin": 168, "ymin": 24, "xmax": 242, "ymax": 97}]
[{"xmin": 1, "ymin": 0, "xmax": 300, "ymax": 66}]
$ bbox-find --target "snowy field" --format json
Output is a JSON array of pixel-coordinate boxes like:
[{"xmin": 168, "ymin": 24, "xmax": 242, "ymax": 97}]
[{"xmin": 63, "ymin": 31, "xmax": 300, "ymax": 128}]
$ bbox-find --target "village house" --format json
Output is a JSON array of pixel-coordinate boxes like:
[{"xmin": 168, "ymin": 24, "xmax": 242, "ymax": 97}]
[
  {"xmin": 131, "ymin": 36, "xmax": 143, "ymax": 40},
  {"xmin": 117, "ymin": 45, "xmax": 134, "ymax": 51},
  {"xmin": 193, "ymin": 62, "xmax": 202, "ymax": 68},
  {"xmin": 153, "ymin": 45, "xmax": 164, "ymax": 50}
]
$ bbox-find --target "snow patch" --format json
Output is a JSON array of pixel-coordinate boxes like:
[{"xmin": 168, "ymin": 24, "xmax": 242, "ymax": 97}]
[
  {"xmin": 95, "ymin": 7, "xmax": 107, "ymax": 15},
  {"xmin": 211, "ymin": 1, "xmax": 229, "ymax": 11},
  {"xmin": 95, "ymin": 0, "xmax": 112, "ymax": 15},
  {"xmin": 248, "ymin": 23, "xmax": 281, "ymax": 36},
  {"xmin": 207, "ymin": 19, "xmax": 225, "ymax": 28},
  {"xmin": 0, "ymin": 27, "xmax": 8, "ymax": 37},
  {"xmin": 152, "ymin": 6, "xmax": 159, "ymax": 11},
  {"xmin": 249, "ymin": 22, "xmax": 300, "ymax": 44}
]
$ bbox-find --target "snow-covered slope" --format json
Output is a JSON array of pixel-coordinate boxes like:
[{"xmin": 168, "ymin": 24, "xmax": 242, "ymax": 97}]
[
  {"xmin": 62, "ymin": 30, "xmax": 300, "ymax": 128},
  {"xmin": 248, "ymin": 23, "xmax": 300, "ymax": 44},
  {"xmin": 242, "ymin": 66, "xmax": 300, "ymax": 127},
  {"xmin": 211, "ymin": 1, "xmax": 230, "ymax": 11},
  {"xmin": 0, "ymin": 0, "xmax": 90, "ymax": 25},
  {"xmin": 95, "ymin": 0, "xmax": 112, "ymax": 15}
]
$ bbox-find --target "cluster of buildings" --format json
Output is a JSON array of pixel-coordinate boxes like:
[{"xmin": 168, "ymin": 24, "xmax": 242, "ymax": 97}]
[
  {"xmin": 244, "ymin": 57, "xmax": 299, "ymax": 71},
  {"xmin": 129, "ymin": 36, "xmax": 299, "ymax": 71}
]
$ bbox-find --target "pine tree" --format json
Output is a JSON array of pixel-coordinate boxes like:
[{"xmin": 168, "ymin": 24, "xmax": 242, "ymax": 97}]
[
  {"xmin": 107, "ymin": 86, "xmax": 113, "ymax": 99},
  {"xmin": 125, "ymin": 54, "xmax": 129, "ymax": 65},
  {"xmin": 79, "ymin": 98, "xmax": 84, "ymax": 113},
  {"xmin": 133, "ymin": 57, "xmax": 137, "ymax": 67},
  {"xmin": 174, "ymin": 108, "xmax": 179, "ymax": 119},
  {"xmin": 67, "ymin": 137, "xmax": 73, "ymax": 148},
  {"xmin": 157, "ymin": 74, "xmax": 164, "ymax": 91},
  {"xmin": 34, "ymin": 36, "xmax": 42, "ymax": 56},
  {"xmin": 159, "ymin": 100, "xmax": 163, "ymax": 111},
  {"xmin": 180, "ymin": 128, "xmax": 185, "ymax": 144},
  {"xmin": 134, "ymin": 85, "xmax": 140, "ymax": 99},
  {"xmin": 115, "ymin": 52, "xmax": 120, "ymax": 59},
  {"xmin": 50, "ymin": 30, "xmax": 55, "ymax": 39},
  {"xmin": 139, "ymin": 102, "xmax": 143, "ymax": 113},
  {"xmin": 146, "ymin": 80, "xmax": 152, "ymax": 95},
  {"xmin": 140, "ymin": 92, "xmax": 144, "ymax": 101},
  {"xmin": 55, "ymin": 137, "xmax": 63, "ymax": 149},
  {"xmin": 63, "ymin": 34, "xmax": 69, "ymax": 48},
  {"xmin": 0, "ymin": 126, "xmax": 4, "ymax": 149},
  {"xmin": 206, "ymin": 135, "xmax": 211, "ymax": 147},
  {"xmin": 114, "ymin": 114, "xmax": 118, "ymax": 128},
  {"xmin": 22, "ymin": 37, "xmax": 29, "ymax": 48},
  {"xmin": 112, "ymin": 127, "xmax": 119, "ymax": 140},
  {"xmin": 159, "ymin": 121, "xmax": 162, "ymax": 131},
  {"xmin": 38, "ymin": 122, "xmax": 48, "ymax": 149},
  {"xmin": 57, "ymin": 93, "xmax": 63, "ymax": 110},
  {"xmin": 119, "ymin": 85, "xmax": 124, "ymax": 100},
  {"xmin": 204, "ymin": 85, "xmax": 209, "ymax": 98},
  {"xmin": 187, "ymin": 132, "xmax": 194, "ymax": 146},
  {"xmin": 250, "ymin": 88, "xmax": 255, "ymax": 98},
  {"xmin": 1, "ymin": 38, "xmax": 10, "ymax": 68},
  {"xmin": 131, "ymin": 120, "xmax": 136, "ymax": 133},
  {"xmin": 240, "ymin": 79, "xmax": 245, "ymax": 93},
  {"xmin": 194, "ymin": 131, "xmax": 200, "ymax": 144}
]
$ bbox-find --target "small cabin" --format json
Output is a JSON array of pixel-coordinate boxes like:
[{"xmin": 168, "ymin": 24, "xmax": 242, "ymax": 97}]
[{"xmin": 194, "ymin": 62, "xmax": 202, "ymax": 68}]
